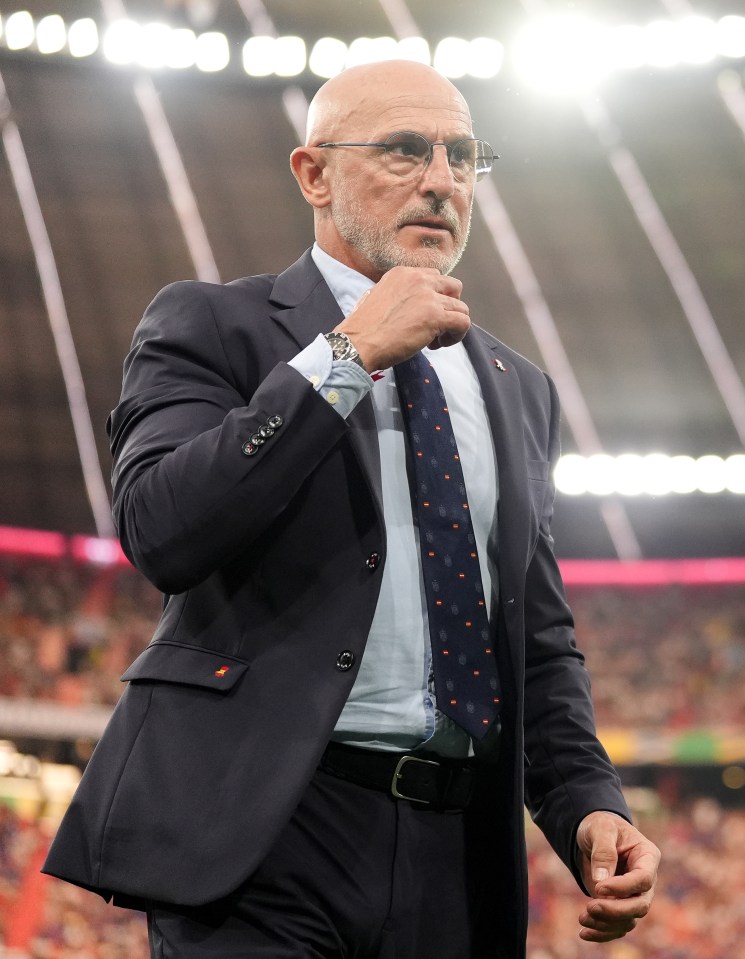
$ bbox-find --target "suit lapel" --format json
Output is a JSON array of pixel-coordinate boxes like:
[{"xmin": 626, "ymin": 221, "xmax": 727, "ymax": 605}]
[{"xmin": 464, "ymin": 329, "xmax": 530, "ymax": 607}]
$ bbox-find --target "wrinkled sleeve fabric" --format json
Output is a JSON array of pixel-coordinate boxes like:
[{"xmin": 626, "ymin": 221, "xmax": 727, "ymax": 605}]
[{"xmin": 107, "ymin": 281, "xmax": 349, "ymax": 595}]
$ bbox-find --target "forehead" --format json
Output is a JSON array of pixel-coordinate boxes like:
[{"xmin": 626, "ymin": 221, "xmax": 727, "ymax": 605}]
[{"xmin": 347, "ymin": 89, "xmax": 472, "ymax": 140}]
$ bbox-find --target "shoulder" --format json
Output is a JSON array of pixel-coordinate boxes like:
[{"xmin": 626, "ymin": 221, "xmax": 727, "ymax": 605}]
[{"xmin": 469, "ymin": 324, "xmax": 553, "ymax": 395}]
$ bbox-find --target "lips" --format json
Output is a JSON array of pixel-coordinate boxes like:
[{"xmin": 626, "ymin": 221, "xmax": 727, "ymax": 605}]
[{"xmin": 404, "ymin": 218, "xmax": 452, "ymax": 233}]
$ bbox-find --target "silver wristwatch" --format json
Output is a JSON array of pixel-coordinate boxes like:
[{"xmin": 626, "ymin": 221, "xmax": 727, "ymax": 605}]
[{"xmin": 324, "ymin": 331, "xmax": 365, "ymax": 368}]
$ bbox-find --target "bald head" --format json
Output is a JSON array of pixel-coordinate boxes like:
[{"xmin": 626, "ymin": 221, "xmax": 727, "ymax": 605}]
[{"xmin": 305, "ymin": 60, "xmax": 472, "ymax": 146}]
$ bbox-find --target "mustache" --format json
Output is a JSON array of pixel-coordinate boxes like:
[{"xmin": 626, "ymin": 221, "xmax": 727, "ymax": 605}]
[{"xmin": 395, "ymin": 200, "xmax": 461, "ymax": 234}]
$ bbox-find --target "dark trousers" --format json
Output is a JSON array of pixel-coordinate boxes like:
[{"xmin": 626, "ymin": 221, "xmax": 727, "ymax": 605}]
[{"xmin": 146, "ymin": 764, "xmax": 498, "ymax": 958}]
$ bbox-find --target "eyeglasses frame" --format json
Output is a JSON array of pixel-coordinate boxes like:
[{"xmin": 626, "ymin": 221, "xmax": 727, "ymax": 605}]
[{"xmin": 315, "ymin": 131, "xmax": 498, "ymax": 181}]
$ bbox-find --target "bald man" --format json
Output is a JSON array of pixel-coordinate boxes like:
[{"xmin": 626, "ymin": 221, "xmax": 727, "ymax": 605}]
[{"xmin": 44, "ymin": 61, "xmax": 659, "ymax": 959}]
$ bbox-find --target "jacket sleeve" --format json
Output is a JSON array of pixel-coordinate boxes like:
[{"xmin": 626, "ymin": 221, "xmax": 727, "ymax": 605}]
[
  {"xmin": 107, "ymin": 281, "xmax": 348, "ymax": 594},
  {"xmin": 521, "ymin": 374, "xmax": 631, "ymax": 889}
]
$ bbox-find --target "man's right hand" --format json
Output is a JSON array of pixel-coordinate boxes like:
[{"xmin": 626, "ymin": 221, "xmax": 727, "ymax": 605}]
[{"xmin": 332, "ymin": 266, "xmax": 471, "ymax": 373}]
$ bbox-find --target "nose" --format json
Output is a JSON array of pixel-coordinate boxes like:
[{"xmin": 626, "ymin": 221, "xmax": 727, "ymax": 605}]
[{"xmin": 418, "ymin": 143, "xmax": 455, "ymax": 200}]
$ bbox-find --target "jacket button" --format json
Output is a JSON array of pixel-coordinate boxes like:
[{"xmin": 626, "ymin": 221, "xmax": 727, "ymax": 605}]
[
  {"xmin": 365, "ymin": 552, "xmax": 380, "ymax": 570},
  {"xmin": 336, "ymin": 650, "xmax": 355, "ymax": 671},
  {"xmin": 242, "ymin": 442, "xmax": 258, "ymax": 456},
  {"xmin": 267, "ymin": 415, "xmax": 283, "ymax": 429}
]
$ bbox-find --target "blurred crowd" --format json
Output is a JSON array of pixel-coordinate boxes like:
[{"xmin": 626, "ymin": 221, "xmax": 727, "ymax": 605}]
[
  {"xmin": 1, "ymin": 555, "xmax": 744, "ymax": 955},
  {"xmin": 1, "ymin": 555, "xmax": 743, "ymax": 730},
  {"xmin": 0, "ymin": 795, "xmax": 743, "ymax": 958},
  {"xmin": 0, "ymin": 558, "xmax": 159, "ymax": 709},
  {"xmin": 569, "ymin": 584, "xmax": 745, "ymax": 730}
]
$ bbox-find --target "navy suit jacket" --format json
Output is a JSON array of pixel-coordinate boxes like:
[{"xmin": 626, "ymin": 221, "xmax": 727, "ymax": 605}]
[{"xmin": 43, "ymin": 251, "xmax": 629, "ymax": 958}]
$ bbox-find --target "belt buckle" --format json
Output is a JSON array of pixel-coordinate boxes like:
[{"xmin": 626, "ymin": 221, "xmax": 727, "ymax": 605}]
[{"xmin": 391, "ymin": 755, "xmax": 439, "ymax": 804}]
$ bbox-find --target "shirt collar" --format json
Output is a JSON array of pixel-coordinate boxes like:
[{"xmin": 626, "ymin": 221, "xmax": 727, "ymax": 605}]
[{"xmin": 311, "ymin": 243, "xmax": 375, "ymax": 319}]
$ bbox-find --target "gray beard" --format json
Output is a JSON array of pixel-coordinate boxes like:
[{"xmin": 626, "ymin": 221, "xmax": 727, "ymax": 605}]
[{"xmin": 332, "ymin": 197, "xmax": 471, "ymax": 276}]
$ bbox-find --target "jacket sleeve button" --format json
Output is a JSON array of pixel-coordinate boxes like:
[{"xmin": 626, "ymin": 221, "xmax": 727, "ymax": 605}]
[
  {"xmin": 336, "ymin": 650, "xmax": 355, "ymax": 671},
  {"xmin": 267, "ymin": 415, "xmax": 284, "ymax": 429},
  {"xmin": 365, "ymin": 552, "xmax": 381, "ymax": 570},
  {"xmin": 242, "ymin": 442, "xmax": 258, "ymax": 456}
]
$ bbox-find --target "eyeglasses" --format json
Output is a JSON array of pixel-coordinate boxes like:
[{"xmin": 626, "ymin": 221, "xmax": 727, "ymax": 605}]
[{"xmin": 316, "ymin": 131, "xmax": 497, "ymax": 182}]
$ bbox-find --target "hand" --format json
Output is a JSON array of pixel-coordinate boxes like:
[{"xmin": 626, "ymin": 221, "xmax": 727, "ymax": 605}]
[
  {"xmin": 575, "ymin": 811, "xmax": 660, "ymax": 943},
  {"xmin": 333, "ymin": 266, "xmax": 470, "ymax": 372}
]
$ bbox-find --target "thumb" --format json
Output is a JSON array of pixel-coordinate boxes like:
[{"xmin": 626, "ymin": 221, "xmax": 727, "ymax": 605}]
[{"xmin": 590, "ymin": 839, "xmax": 619, "ymax": 887}]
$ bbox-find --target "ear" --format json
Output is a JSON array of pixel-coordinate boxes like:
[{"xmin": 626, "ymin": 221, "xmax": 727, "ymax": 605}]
[{"xmin": 290, "ymin": 147, "xmax": 332, "ymax": 210}]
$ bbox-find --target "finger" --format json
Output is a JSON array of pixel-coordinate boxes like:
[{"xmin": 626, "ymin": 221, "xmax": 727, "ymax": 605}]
[{"xmin": 579, "ymin": 919, "xmax": 637, "ymax": 944}]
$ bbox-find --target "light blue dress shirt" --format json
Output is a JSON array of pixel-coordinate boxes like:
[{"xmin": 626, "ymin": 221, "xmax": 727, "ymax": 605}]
[{"xmin": 287, "ymin": 244, "xmax": 499, "ymax": 757}]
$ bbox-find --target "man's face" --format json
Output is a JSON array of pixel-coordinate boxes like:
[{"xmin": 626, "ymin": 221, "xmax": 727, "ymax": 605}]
[{"xmin": 319, "ymin": 83, "xmax": 476, "ymax": 280}]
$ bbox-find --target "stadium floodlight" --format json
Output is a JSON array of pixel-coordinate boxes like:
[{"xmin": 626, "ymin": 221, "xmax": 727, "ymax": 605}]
[
  {"xmin": 725, "ymin": 455, "xmax": 745, "ymax": 493},
  {"xmin": 103, "ymin": 19, "xmax": 140, "ymax": 65},
  {"xmin": 718, "ymin": 15, "xmax": 745, "ymax": 59},
  {"xmin": 346, "ymin": 36, "xmax": 399, "ymax": 67},
  {"xmin": 433, "ymin": 37, "xmax": 470, "ymax": 78},
  {"xmin": 607, "ymin": 24, "xmax": 646, "ymax": 70},
  {"xmin": 195, "ymin": 31, "xmax": 229, "ymax": 72},
  {"xmin": 397, "ymin": 36, "xmax": 430, "ymax": 65},
  {"xmin": 696, "ymin": 455, "xmax": 726, "ymax": 493},
  {"xmin": 309, "ymin": 37, "xmax": 348, "ymax": 77},
  {"xmin": 554, "ymin": 453, "xmax": 745, "ymax": 496},
  {"xmin": 5, "ymin": 11, "xmax": 35, "ymax": 51},
  {"xmin": 243, "ymin": 36, "xmax": 276, "ymax": 76},
  {"xmin": 166, "ymin": 28, "xmax": 197, "ymax": 70},
  {"xmin": 554, "ymin": 454, "xmax": 588, "ymax": 495},
  {"xmin": 67, "ymin": 18, "xmax": 98, "ymax": 58},
  {"xmin": 668, "ymin": 456, "xmax": 698, "ymax": 494},
  {"xmin": 677, "ymin": 15, "xmax": 718, "ymax": 65},
  {"xmin": 641, "ymin": 19, "xmax": 681, "ymax": 68},
  {"xmin": 467, "ymin": 38, "xmax": 504, "ymax": 79},
  {"xmin": 273, "ymin": 36, "xmax": 306, "ymax": 77},
  {"xmin": 137, "ymin": 22, "xmax": 172, "ymax": 69},
  {"xmin": 512, "ymin": 16, "xmax": 611, "ymax": 94},
  {"xmin": 36, "ymin": 14, "xmax": 66, "ymax": 55}
]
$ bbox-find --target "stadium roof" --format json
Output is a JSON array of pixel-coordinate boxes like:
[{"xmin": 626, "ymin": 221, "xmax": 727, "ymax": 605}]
[{"xmin": 1, "ymin": 0, "xmax": 744, "ymax": 559}]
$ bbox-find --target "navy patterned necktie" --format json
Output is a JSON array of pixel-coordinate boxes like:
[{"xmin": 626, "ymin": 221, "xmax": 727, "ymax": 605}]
[{"xmin": 394, "ymin": 351, "xmax": 501, "ymax": 740}]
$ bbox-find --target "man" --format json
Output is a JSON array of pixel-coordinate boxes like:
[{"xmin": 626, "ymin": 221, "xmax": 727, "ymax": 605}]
[{"xmin": 44, "ymin": 60, "xmax": 659, "ymax": 958}]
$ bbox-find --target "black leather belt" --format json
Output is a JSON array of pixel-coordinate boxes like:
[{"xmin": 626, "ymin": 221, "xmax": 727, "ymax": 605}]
[{"xmin": 319, "ymin": 741, "xmax": 477, "ymax": 810}]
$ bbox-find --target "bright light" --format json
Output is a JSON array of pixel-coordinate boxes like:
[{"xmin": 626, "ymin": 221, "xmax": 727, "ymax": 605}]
[
  {"xmin": 696, "ymin": 455, "xmax": 726, "ymax": 493},
  {"xmin": 555, "ymin": 454, "xmax": 745, "ymax": 496},
  {"xmin": 346, "ymin": 36, "xmax": 399, "ymax": 66},
  {"xmin": 103, "ymin": 19, "xmax": 140, "ymax": 65},
  {"xmin": 68, "ymin": 18, "xmax": 98, "ymax": 58},
  {"xmin": 434, "ymin": 37, "xmax": 470, "ymax": 78},
  {"xmin": 166, "ymin": 28, "xmax": 197, "ymax": 69},
  {"xmin": 725, "ymin": 455, "xmax": 745, "ymax": 493},
  {"xmin": 273, "ymin": 36, "xmax": 306, "ymax": 77},
  {"xmin": 677, "ymin": 15, "xmax": 718, "ymax": 65},
  {"xmin": 5, "ymin": 11, "xmax": 35, "ymax": 51},
  {"xmin": 607, "ymin": 24, "xmax": 645, "ymax": 70},
  {"xmin": 718, "ymin": 15, "xmax": 745, "ymax": 59},
  {"xmin": 36, "ymin": 14, "xmax": 66, "ymax": 55},
  {"xmin": 642, "ymin": 19, "xmax": 680, "ymax": 68},
  {"xmin": 467, "ymin": 38, "xmax": 504, "ymax": 79},
  {"xmin": 195, "ymin": 31, "xmax": 229, "ymax": 72},
  {"xmin": 512, "ymin": 16, "xmax": 611, "ymax": 94},
  {"xmin": 137, "ymin": 22, "xmax": 171, "ymax": 69},
  {"xmin": 397, "ymin": 36, "xmax": 430, "ymax": 65},
  {"xmin": 243, "ymin": 36, "xmax": 275, "ymax": 76},
  {"xmin": 309, "ymin": 37, "xmax": 348, "ymax": 77}
]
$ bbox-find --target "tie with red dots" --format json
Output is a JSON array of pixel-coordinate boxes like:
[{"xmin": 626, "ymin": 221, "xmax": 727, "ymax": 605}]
[{"xmin": 395, "ymin": 351, "xmax": 501, "ymax": 740}]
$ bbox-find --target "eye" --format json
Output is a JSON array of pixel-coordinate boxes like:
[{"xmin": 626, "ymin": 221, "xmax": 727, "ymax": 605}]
[
  {"xmin": 450, "ymin": 140, "xmax": 476, "ymax": 168},
  {"xmin": 385, "ymin": 134, "xmax": 428, "ymax": 161}
]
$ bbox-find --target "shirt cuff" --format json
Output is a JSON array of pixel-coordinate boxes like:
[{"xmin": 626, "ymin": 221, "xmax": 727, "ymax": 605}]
[{"xmin": 287, "ymin": 334, "xmax": 373, "ymax": 419}]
